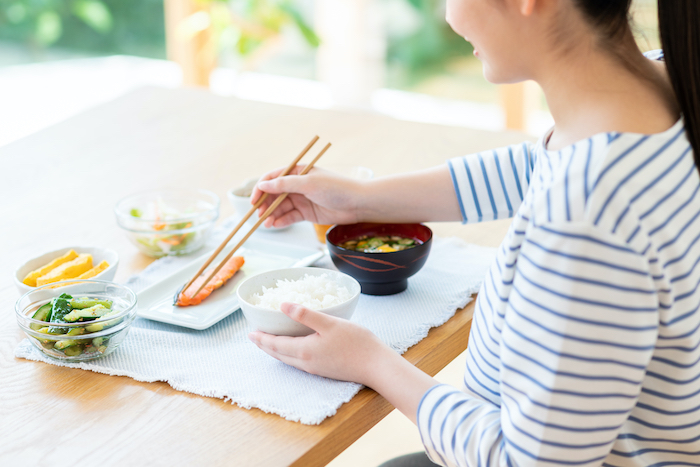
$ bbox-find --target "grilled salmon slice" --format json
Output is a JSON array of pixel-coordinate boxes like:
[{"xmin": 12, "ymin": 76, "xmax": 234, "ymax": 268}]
[{"xmin": 176, "ymin": 256, "xmax": 245, "ymax": 306}]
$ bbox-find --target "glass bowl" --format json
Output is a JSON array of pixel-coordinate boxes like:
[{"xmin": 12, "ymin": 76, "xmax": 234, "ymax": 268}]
[
  {"xmin": 15, "ymin": 280, "xmax": 137, "ymax": 362},
  {"xmin": 115, "ymin": 189, "xmax": 219, "ymax": 257}
]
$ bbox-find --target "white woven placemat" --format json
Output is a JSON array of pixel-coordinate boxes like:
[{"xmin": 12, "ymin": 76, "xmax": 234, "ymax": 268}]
[{"xmin": 15, "ymin": 220, "xmax": 496, "ymax": 425}]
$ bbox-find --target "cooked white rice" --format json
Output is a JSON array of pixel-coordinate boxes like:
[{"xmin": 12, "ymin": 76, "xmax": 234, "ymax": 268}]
[{"xmin": 251, "ymin": 273, "xmax": 352, "ymax": 311}]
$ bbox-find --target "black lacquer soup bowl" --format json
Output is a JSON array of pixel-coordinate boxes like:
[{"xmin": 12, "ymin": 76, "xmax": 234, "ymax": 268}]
[{"xmin": 326, "ymin": 223, "xmax": 432, "ymax": 295}]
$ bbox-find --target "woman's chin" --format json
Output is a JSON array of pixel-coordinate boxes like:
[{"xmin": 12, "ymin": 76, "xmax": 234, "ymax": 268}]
[
  {"xmin": 481, "ymin": 65, "xmax": 518, "ymax": 85},
  {"xmin": 481, "ymin": 66, "xmax": 501, "ymax": 84}
]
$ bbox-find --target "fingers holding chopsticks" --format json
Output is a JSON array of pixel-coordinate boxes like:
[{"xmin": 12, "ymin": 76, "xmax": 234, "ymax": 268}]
[
  {"xmin": 260, "ymin": 195, "xmax": 309, "ymax": 228},
  {"xmin": 252, "ymin": 170, "xmax": 320, "ymax": 227},
  {"xmin": 253, "ymin": 166, "xmax": 367, "ymax": 228},
  {"xmin": 178, "ymin": 136, "xmax": 322, "ymax": 300},
  {"xmin": 250, "ymin": 165, "xmax": 306, "ymax": 204},
  {"xmin": 250, "ymin": 164, "xmax": 307, "ymax": 210}
]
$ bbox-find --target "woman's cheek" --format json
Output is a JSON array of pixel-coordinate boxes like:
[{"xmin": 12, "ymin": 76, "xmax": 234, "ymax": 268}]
[{"xmin": 445, "ymin": 0, "xmax": 470, "ymax": 37}]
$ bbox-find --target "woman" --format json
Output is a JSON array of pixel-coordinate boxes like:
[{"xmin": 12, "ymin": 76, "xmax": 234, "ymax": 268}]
[{"xmin": 249, "ymin": 1, "xmax": 700, "ymax": 465}]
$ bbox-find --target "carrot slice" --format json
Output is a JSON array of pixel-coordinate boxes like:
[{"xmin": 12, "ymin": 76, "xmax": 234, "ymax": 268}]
[{"xmin": 176, "ymin": 256, "xmax": 245, "ymax": 306}]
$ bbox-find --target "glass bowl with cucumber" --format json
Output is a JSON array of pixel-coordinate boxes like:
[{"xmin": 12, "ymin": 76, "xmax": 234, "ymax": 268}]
[{"xmin": 15, "ymin": 280, "xmax": 137, "ymax": 361}]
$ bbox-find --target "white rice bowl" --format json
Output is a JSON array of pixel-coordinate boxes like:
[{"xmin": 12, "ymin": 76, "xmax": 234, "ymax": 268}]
[{"xmin": 236, "ymin": 267, "xmax": 361, "ymax": 336}]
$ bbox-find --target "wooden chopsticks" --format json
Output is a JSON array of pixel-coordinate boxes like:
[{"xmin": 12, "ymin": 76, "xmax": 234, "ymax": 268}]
[{"xmin": 175, "ymin": 136, "xmax": 330, "ymax": 304}]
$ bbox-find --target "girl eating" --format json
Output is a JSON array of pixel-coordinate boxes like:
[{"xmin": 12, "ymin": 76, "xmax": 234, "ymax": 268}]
[{"xmin": 249, "ymin": 1, "xmax": 700, "ymax": 465}]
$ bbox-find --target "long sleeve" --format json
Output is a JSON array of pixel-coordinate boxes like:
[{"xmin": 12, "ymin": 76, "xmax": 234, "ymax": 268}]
[
  {"xmin": 448, "ymin": 142, "xmax": 536, "ymax": 223},
  {"xmin": 417, "ymin": 221, "xmax": 659, "ymax": 466}
]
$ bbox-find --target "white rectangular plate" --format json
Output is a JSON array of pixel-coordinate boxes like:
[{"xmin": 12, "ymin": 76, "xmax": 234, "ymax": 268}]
[{"xmin": 136, "ymin": 238, "xmax": 326, "ymax": 330}]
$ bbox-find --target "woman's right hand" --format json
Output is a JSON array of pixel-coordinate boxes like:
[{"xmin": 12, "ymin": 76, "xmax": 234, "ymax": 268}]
[{"xmin": 250, "ymin": 165, "xmax": 367, "ymax": 229}]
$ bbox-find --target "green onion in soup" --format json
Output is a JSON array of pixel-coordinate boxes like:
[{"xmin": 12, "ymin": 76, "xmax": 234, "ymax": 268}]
[{"xmin": 339, "ymin": 235, "xmax": 419, "ymax": 253}]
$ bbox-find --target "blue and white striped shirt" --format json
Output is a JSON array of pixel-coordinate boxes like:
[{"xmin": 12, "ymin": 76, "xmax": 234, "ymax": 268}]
[{"xmin": 418, "ymin": 119, "xmax": 700, "ymax": 466}]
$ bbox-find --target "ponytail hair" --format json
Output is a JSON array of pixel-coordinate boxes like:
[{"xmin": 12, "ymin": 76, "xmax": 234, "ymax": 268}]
[{"xmin": 658, "ymin": 1, "xmax": 700, "ymax": 159}]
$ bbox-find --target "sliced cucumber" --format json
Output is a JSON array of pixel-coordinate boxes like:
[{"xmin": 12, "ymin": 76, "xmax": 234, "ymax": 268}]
[
  {"xmin": 30, "ymin": 303, "xmax": 52, "ymax": 331},
  {"xmin": 85, "ymin": 309, "xmax": 121, "ymax": 332},
  {"xmin": 63, "ymin": 304, "xmax": 110, "ymax": 322},
  {"xmin": 36, "ymin": 326, "xmax": 66, "ymax": 336},
  {"xmin": 63, "ymin": 346, "xmax": 83, "ymax": 357},
  {"xmin": 70, "ymin": 298, "xmax": 112, "ymax": 310},
  {"xmin": 54, "ymin": 339, "xmax": 80, "ymax": 350}
]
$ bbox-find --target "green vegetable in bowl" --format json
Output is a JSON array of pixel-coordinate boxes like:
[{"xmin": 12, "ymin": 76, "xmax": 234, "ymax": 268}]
[
  {"xmin": 30, "ymin": 303, "xmax": 52, "ymax": 331},
  {"xmin": 63, "ymin": 304, "xmax": 110, "ymax": 322},
  {"xmin": 70, "ymin": 298, "xmax": 112, "ymax": 309},
  {"xmin": 47, "ymin": 293, "xmax": 73, "ymax": 334},
  {"xmin": 28, "ymin": 294, "xmax": 117, "ymax": 357},
  {"xmin": 135, "ymin": 229, "xmax": 196, "ymax": 257},
  {"xmin": 130, "ymin": 200, "xmax": 202, "ymax": 257},
  {"xmin": 339, "ymin": 235, "xmax": 419, "ymax": 253}
]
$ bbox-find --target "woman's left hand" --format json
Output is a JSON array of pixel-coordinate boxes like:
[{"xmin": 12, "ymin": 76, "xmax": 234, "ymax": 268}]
[{"xmin": 248, "ymin": 302, "xmax": 392, "ymax": 385}]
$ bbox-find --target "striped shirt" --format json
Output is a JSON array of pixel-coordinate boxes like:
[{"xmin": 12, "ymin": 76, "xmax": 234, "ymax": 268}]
[{"xmin": 417, "ymin": 118, "xmax": 700, "ymax": 466}]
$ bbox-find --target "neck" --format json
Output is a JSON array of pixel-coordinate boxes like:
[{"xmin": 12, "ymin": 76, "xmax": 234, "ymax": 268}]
[{"xmin": 534, "ymin": 34, "xmax": 679, "ymax": 150}]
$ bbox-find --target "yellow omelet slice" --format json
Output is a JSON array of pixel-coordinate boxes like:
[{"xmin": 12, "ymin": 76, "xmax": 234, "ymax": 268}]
[
  {"xmin": 36, "ymin": 254, "xmax": 93, "ymax": 286},
  {"xmin": 48, "ymin": 260, "xmax": 111, "ymax": 288},
  {"xmin": 22, "ymin": 249, "xmax": 79, "ymax": 287},
  {"xmin": 75, "ymin": 260, "xmax": 110, "ymax": 279}
]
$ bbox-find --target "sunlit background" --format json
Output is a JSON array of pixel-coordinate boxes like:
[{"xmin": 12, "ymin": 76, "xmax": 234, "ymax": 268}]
[{"xmin": 0, "ymin": 0, "xmax": 659, "ymax": 148}]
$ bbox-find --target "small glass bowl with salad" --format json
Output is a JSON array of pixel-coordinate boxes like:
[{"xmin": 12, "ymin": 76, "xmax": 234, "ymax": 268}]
[
  {"xmin": 15, "ymin": 279, "xmax": 137, "ymax": 361},
  {"xmin": 115, "ymin": 189, "xmax": 219, "ymax": 258}
]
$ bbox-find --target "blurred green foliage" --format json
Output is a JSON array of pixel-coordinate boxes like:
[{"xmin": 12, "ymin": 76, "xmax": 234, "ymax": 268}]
[
  {"xmin": 0, "ymin": 0, "xmax": 165, "ymax": 56},
  {"xmin": 386, "ymin": 0, "xmax": 473, "ymax": 85},
  {"xmin": 206, "ymin": 0, "xmax": 318, "ymax": 57},
  {"xmin": 0, "ymin": 0, "xmax": 467, "ymax": 86},
  {"xmin": 209, "ymin": 0, "xmax": 318, "ymax": 55},
  {"xmin": 0, "ymin": 0, "xmax": 320, "ymax": 58}
]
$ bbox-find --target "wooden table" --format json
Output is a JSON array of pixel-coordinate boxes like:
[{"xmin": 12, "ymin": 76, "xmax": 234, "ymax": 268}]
[{"xmin": 0, "ymin": 87, "xmax": 525, "ymax": 466}]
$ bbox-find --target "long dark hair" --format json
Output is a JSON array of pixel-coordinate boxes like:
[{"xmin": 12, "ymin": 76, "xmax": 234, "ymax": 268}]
[
  {"xmin": 658, "ymin": 2, "xmax": 700, "ymax": 160},
  {"xmin": 573, "ymin": 0, "xmax": 700, "ymax": 160}
]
